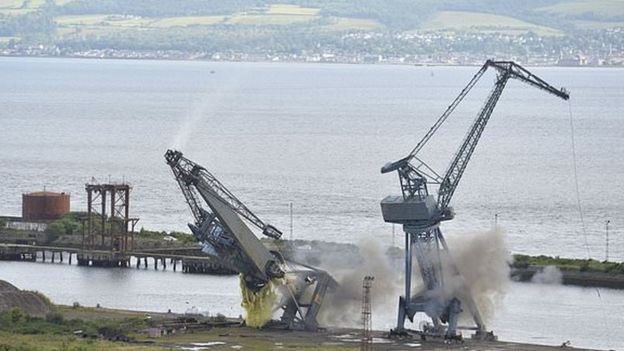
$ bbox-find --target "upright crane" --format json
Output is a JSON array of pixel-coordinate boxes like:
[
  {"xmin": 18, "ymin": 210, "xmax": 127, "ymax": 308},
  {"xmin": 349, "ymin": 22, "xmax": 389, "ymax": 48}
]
[
  {"xmin": 380, "ymin": 60, "xmax": 569, "ymax": 338},
  {"xmin": 166, "ymin": 149, "xmax": 335, "ymax": 330}
]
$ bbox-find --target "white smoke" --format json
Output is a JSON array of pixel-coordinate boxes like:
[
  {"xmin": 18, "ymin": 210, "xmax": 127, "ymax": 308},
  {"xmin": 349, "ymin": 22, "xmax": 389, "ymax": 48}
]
[
  {"xmin": 531, "ymin": 265, "xmax": 563, "ymax": 285},
  {"xmin": 315, "ymin": 239, "xmax": 403, "ymax": 327},
  {"xmin": 171, "ymin": 69, "xmax": 246, "ymax": 150},
  {"xmin": 441, "ymin": 228, "xmax": 511, "ymax": 324},
  {"xmin": 310, "ymin": 228, "xmax": 510, "ymax": 328}
]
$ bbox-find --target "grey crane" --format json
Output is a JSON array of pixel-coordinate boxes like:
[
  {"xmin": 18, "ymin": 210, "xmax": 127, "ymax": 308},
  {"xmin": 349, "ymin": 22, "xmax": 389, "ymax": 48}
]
[{"xmin": 380, "ymin": 60, "xmax": 569, "ymax": 339}]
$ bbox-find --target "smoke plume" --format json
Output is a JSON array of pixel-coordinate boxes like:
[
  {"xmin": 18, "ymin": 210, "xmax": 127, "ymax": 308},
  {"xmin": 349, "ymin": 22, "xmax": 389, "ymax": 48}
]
[
  {"xmin": 309, "ymin": 228, "xmax": 510, "ymax": 328},
  {"xmin": 442, "ymin": 228, "xmax": 511, "ymax": 324},
  {"xmin": 315, "ymin": 239, "xmax": 403, "ymax": 327}
]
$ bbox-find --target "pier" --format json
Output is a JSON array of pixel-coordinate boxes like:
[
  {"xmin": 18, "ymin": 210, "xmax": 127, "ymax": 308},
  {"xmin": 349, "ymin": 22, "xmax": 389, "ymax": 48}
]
[{"xmin": 0, "ymin": 243, "xmax": 236, "ymax": 275}]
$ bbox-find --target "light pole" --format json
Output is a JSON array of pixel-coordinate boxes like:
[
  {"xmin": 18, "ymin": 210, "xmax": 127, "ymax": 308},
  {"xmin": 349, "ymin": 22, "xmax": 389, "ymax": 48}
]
[
  {"xmin": 605, "ymin": 220, "xmax": 611, "ymax": 261},
  {"xmin": 494, "ymin": 212, "xmax": 501, "ymax": 230}
]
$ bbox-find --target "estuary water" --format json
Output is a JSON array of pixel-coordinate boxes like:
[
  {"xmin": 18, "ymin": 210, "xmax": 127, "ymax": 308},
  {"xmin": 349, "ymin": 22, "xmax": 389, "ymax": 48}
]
[{"xmin": 0, "ymin": 58, "xmax": 623, "ymax": 349}]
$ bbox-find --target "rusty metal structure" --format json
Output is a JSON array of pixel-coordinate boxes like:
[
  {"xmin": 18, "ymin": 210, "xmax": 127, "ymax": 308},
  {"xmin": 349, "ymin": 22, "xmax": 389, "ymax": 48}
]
[
  {"xmin": 81, "ymin": 183, "xmax": 139, "ymax": 263},
  {"xmin": 22, "ymin": 191, "xmax": 70, "ymax": 221}
]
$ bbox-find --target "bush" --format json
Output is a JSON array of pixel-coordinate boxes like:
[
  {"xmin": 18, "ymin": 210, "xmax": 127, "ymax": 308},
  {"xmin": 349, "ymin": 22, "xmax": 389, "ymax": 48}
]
[
  {"xmin": 212, "ymin": 313, "xmax": 227, "ymax": 322},
  {"xmin": 9, "ymin": 308, "xmax": 24, "ymax": 323},
  {"xmin": 45, "ymin": 213, "xmax": 84, "ymax": 239},
  {"xmin": 45, "ymin": 312, "xmax": 64, "ymax": 324}
]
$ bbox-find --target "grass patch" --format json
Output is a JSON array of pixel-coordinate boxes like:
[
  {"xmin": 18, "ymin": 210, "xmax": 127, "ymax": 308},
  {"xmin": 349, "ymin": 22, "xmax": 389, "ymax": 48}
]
[
  {"xmin": 0, "ymin": 307, "xmax": 164, "ymax": 350},
  {"xmin": 538, "ymin": 0, "xmax": 624, "ymax": 19},
  {"xmin": 55, "ymin": 15, "xmax": 153, "ymax": 29},
  {"xmin": 55, "ymin": 14, "xmax": 111, "ymax": 25},
  {"xmin": 136, "ymin": 228, "xmax": 196, "ymax": 245},
  {"xmin": 152, "ymin": 15, "xmax": 225, "ymax": 27},
  {"xmin": 573, "ymin": 19, "xmax": 624, "ymax": 29},
  {"xmin": 0, "ymin": 36, "xmax": 18, "ymax": 43},
  {"xmin": 228, "ymin": 13, "xmax": 318, "ymax": 25},
  {"xmin": 0, "ymin": 333, "xmax": 169, "ymax": 351},
  {"xmin": 324, "ymin": 17, "xmax": 382, "ymax": 31},
  {"xmin": 0, "ymin": 8, "xmax": 34, "ymax": 15},
  {"xmin": 266, "ymin": 4, "xmax": 320, "ymax": 16},
  {"xmin": 420, "ymin": 11, "xmax": 563, "ymax": 36},
  {"xmin": 513, "ymin": 254, "xmax": 624, "ymax": 274},
  {"xmin": 0, "ymin": 0, "xmax": 24, "ymax": 9}
]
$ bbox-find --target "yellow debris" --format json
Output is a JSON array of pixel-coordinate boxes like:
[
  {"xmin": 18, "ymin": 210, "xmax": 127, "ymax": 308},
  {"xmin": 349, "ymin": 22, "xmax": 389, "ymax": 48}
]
[{"xmin": 239, "ymin": 274, "xmax": 278, "ymax": 327}]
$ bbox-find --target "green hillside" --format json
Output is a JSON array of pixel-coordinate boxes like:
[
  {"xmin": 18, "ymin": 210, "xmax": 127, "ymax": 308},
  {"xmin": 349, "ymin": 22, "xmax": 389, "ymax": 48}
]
[{"xmin": 0, "ymin": 0, "xmax": 622, "ymax": 64}]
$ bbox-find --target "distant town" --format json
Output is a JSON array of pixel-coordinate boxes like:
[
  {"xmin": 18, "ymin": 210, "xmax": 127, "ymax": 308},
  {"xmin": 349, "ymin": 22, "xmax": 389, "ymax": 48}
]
[{"xmin": 3, "ymin": 28, "xmax": 622, "ymax": 67}]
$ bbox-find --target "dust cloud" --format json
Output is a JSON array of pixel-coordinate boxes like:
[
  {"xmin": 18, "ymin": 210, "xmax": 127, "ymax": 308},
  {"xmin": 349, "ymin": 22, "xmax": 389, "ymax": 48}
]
[
  {"xmin": 442, "ymin": 228, "xmax": 511, "ymax": 324},
  {"xmin": 531, "ymin": 265, "xmax": 563, "ymax": 285},
  {"xmin": 315, "ymin": 239, "xmax": 403, "ymax": 327},
  {"xmin": 312, "ymin": 228, "xmax": 510, "ymax": 328}
]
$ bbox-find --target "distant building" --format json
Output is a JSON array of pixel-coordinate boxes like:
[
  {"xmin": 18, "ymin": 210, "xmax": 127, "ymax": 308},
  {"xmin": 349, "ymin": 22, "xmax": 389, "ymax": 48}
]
[{"xmin": 557, "ymin": 55, "xmax": 588, "ymax": 66}]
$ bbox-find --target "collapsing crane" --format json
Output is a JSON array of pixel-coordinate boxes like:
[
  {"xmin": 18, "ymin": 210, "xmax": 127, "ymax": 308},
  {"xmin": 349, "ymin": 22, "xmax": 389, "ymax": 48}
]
[
  {"xmin": 165, "ymin": 149, "xmax": 335, "ymax": 331},
  {"xmin": 380, "ymin": 60, "xmax": 569, "ymax": 338}
]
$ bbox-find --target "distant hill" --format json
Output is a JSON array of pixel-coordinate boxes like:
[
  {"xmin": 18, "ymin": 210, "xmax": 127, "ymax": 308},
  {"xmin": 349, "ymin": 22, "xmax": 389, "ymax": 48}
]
[{"xmin": 0, "ymin": 0, "xmax": 622, "ymax": 64}]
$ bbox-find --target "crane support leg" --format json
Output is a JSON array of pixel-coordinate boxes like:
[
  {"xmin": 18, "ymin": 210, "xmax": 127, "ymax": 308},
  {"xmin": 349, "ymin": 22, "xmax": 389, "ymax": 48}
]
[{"xmin": 395, "ymin": 227, "xmax": 474, "ymax": 339}]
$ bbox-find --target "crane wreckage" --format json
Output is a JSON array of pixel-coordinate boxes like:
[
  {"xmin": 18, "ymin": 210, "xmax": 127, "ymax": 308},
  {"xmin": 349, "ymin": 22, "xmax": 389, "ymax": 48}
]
[
  {"xmin": 381, "ymin": 60, "xmax": 569, "ymax": 339},
  {"xmin": 165, "ymin": 149, "xmax": 336, "ymax": 331}
]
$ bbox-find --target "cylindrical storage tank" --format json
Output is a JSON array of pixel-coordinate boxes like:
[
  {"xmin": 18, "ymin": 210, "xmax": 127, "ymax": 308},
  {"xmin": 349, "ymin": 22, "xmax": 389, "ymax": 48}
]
[{"xmin": 22, "ymin": 191, "xmax": 70, "ymax": 221}]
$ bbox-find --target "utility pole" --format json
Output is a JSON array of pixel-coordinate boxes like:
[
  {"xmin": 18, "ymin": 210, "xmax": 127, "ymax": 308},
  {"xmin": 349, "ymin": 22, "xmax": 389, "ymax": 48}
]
[
  {"xmin": 606, "ymin": 220, "xmax": 611, "ymax": 261},
  {"xmin": 361, "ymin": 276, "xmax": 374, "ymax": 351}
]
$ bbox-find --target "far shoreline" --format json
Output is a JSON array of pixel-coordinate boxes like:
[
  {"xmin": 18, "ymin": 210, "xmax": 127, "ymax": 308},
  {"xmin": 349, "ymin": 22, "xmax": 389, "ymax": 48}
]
[{"xmin": 1, "ymin": 53, "xmax": 621, "ymax": 69}]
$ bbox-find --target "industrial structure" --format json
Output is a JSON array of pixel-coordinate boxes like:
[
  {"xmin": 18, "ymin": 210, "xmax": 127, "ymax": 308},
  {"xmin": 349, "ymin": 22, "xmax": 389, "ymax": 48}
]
[
  {"xmin": 79, "ymin": 183, "xmax": 139, "ymax": 266},
  {"xmin": 165, "ymin": 149, "xmax": 336, "ymax": 330},
  {"xmin": 380, "ymin": 60, "xmax": 569, "ymax": 338},
  {"xmin": 22, "ymin": 191, "xmax": 70, "ymax": 221}
]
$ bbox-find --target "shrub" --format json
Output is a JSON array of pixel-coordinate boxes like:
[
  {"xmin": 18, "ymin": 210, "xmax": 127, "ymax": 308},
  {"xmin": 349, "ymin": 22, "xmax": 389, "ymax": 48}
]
[
  {"xmin": 45, "ymin": 312, "xmax": 64, "ymax": 324},
  {"xmin": 213, "ymin": 313, "xmax": 227, "ymax": 322},
  {"xmin": 9, "ymin": 307, "xmax": 24, "ymax": 323}
]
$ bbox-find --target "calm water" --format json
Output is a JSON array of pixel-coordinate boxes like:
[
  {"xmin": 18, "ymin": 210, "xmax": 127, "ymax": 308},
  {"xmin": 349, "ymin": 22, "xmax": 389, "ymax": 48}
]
[{"xmin": 1, "ymin": 58, "xmax": 623, "ymax": 349}]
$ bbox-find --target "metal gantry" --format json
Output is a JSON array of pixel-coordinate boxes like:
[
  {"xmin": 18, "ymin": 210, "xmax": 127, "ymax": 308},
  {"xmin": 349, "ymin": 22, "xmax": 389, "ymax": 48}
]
[
  {"xmin": 381, "ymin": 60, "xmax": 569, "ymax": 339},
  {"xmin": 83, "ymin": 183, "xmax": 138, "ymax": 254}
]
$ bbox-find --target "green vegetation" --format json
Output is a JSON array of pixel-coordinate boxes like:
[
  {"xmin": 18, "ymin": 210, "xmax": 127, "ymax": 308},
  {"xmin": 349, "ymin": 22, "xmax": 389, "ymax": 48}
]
[
  {"xmin": 41, "ymin": 213, "xmax": 196, "ymax": 245},
  {"xmin": 537, "ymin": 0, "xmax": 624, "ymax": 19},
  {"xmin": 421, "ymin": 11, "xmax": 563, "ymax": 36},
  {"xmin": 513, "ymin": 254, "xmax": 624, "ymax": 274},
  {"xmin": 0, "ymin": 306, "xmax": 166, "ymax": 351},
  {"xmin": 45, "ymin": 212, "xmax": 83, "ymax": 239},
  {"xmin": 136, "ymin": 228, "xmax": 195, "ymax": 245}
]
